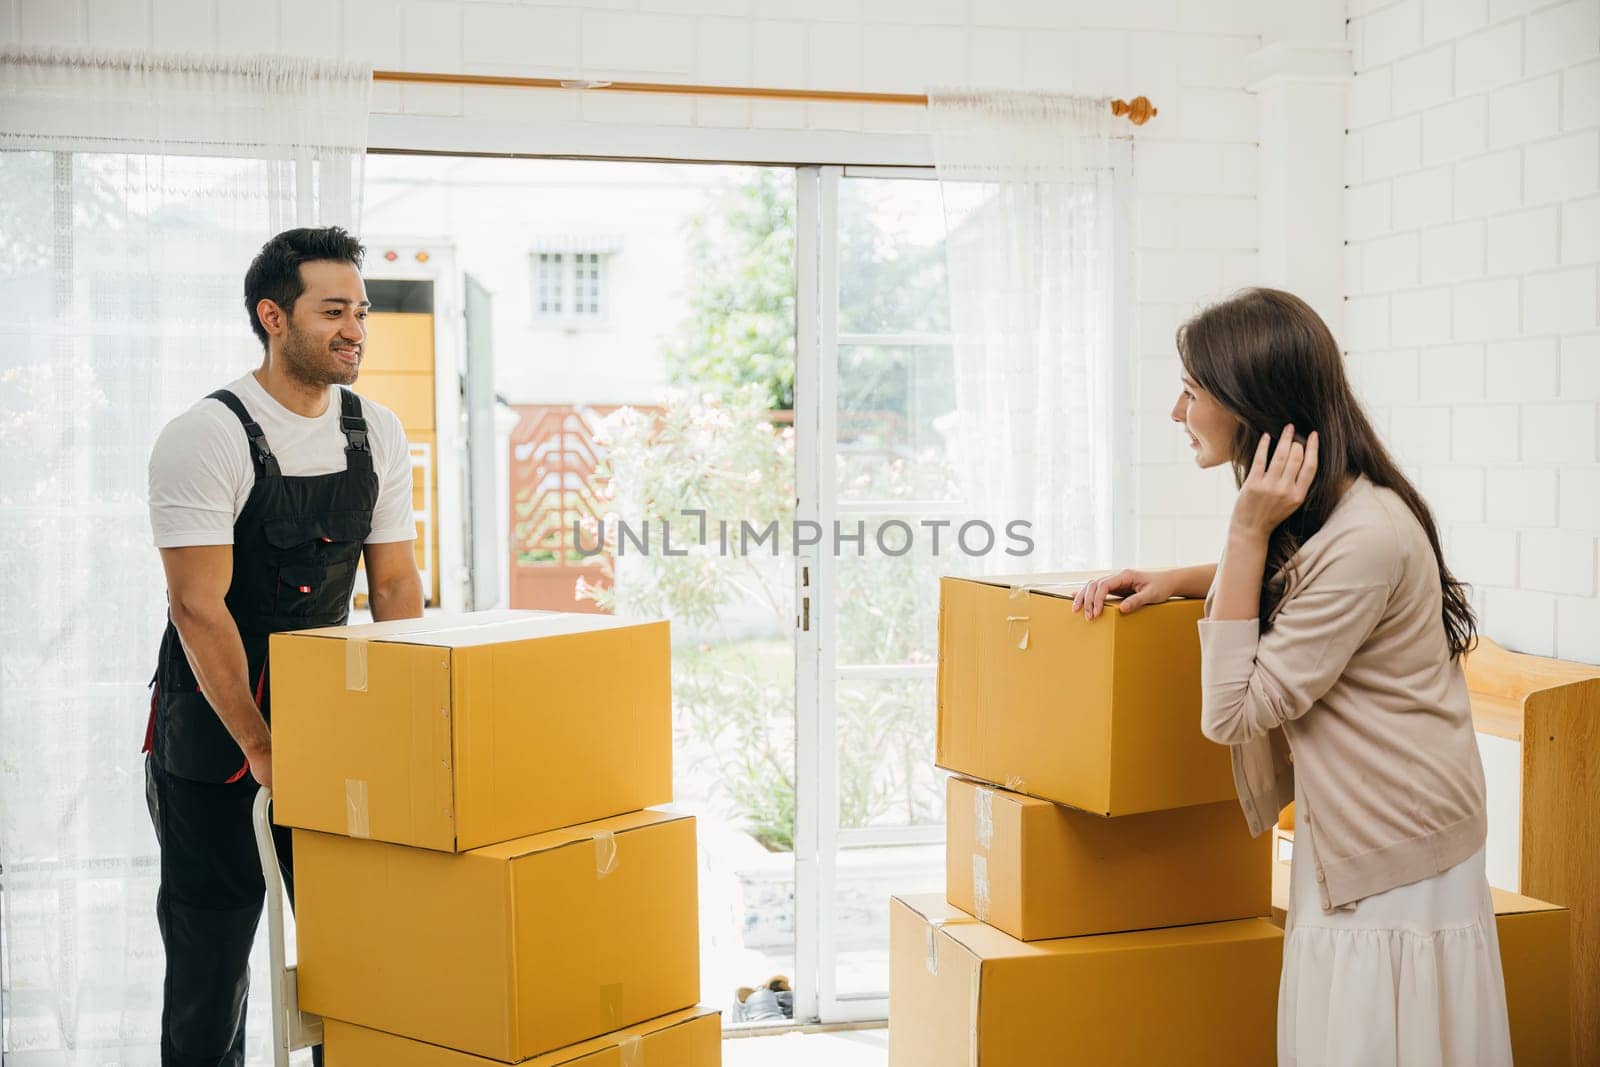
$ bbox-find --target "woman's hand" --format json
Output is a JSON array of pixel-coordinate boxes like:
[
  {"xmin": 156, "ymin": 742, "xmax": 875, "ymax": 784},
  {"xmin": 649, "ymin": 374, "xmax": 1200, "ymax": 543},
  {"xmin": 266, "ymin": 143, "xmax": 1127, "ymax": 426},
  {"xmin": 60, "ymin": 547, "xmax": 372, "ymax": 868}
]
[
  {"xmin": 1229, "ymin": 424, "xmax": 1319, "ymax": 540},
  {"xmin": 1071, "ymin": 568, "xmax": 1180, "ymax": 620}
]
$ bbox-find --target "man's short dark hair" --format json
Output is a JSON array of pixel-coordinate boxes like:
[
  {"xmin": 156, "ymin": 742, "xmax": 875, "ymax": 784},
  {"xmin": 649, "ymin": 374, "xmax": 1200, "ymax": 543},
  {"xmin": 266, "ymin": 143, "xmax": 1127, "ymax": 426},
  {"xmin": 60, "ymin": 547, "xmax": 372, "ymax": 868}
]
[{"xmin": 243, "ymin": 226, "xmax": 366, "ymax": 349}]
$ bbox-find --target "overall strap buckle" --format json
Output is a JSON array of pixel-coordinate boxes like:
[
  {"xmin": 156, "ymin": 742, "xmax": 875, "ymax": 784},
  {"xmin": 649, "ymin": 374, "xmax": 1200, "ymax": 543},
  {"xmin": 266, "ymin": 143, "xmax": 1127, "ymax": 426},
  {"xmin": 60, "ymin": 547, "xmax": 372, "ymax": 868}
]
[
  {"xmin": 338, "ymin": 388, "xmax": 370, "ymax": 453},
  {"xmin": 339, "ymin": 415, "xmax": 369, "ymax": 451},
  {"xmin": 208, "ymin": 389, "xmax": 281, "ymax": 479}
]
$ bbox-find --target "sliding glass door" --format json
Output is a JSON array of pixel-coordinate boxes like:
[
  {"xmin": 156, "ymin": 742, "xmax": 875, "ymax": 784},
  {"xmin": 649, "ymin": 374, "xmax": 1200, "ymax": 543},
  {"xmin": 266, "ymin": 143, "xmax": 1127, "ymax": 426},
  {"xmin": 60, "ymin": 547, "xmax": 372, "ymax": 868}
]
[
  {"xmin": 355, "ymin": 155, "xmax": 1129, "ymax": 1030},
  {"xmin": 795, "ymin": 166, "xmax": 972, "ymax": 1023}
]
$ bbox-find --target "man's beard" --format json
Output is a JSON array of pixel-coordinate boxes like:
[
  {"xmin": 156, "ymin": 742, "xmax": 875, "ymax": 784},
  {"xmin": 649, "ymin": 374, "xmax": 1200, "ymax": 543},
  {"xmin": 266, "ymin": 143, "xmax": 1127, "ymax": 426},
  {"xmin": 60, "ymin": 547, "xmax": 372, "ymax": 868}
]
[{"xmin": 282, "ymin": 323, "xmax": 359, "ymax": 387}]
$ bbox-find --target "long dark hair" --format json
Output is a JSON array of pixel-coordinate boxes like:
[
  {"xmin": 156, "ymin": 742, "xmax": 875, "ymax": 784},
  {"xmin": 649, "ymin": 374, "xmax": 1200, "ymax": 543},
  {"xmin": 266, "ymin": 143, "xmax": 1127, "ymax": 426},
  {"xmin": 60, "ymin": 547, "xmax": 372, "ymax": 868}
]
[{"xmin": 1177, "ymin": 288, "xmax": 1476, "ymax": 658}]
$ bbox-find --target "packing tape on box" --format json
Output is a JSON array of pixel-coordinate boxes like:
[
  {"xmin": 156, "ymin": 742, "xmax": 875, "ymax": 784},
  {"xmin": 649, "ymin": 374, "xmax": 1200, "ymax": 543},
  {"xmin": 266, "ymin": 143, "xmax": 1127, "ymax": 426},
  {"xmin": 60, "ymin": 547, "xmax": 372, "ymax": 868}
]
[
  {"xmin": 971, "ymin": 854, "xmax": 991, "ymax": 922},
  {"xmin": 973, "ymin": 786, "xmax": 994, "ymax": 849},
  {"xmin": 362, "ymin": 610, "xmax": 565, "ymax": 645},
  {"xmin": 600, "ymin": 983, "xmax": 624, "ymax": 1031},
  {"xmin": 924, "ymin": 915, "xmax": 980, "ymax": 976},
  {"xmin": 345, "ymin": 778, "xmax": 371, "ymax": 838},
  {"xmin": 618, "ymin": 1035, "xmax": 643, "ymax": 1067},
  {"xmin": 1005, "ymin": 582, "xmax": 1031, "ymax": 651},
  {"xmin": 345, "ymin": 639, "xmax": 369, "ymax": 692},
  {"xmin": 337, "ymin": 613, "xmax": 566, "ymax": 693},
  {"xmin": 1004, "ymin": 581, "xmax": 1060, "ymax": 651},
  {"xmin": 1003, "ymin": 775, "xmax": 1025, "ymax": 793},
  {"xmin": 594, "ymin": 830, "xmax": 618, "ymax": 878}
]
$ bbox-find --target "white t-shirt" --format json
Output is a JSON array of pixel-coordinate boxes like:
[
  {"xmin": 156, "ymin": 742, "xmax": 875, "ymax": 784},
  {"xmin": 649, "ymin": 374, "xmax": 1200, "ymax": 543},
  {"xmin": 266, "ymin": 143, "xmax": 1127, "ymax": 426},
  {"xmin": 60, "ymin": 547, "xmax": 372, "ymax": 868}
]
[{"xmin": 148, "ymin": 371, "xmax": 416, "ymax": 549}]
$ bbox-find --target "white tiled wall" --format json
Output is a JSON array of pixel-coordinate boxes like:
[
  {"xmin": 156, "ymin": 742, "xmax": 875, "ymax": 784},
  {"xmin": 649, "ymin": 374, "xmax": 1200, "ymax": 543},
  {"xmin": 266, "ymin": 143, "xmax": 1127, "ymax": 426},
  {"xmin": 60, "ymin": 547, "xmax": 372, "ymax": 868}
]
[
  {"xmin": 1345, "ymin": 0, "xmax": 1600, "ymax": 661},
  {"xmin": 20, "ymin": 3, "xmax": 1587, "ymax": 659},
  {"xmin": 4, "ymin": 0, "xmax": 1262, "ymax": 571}
]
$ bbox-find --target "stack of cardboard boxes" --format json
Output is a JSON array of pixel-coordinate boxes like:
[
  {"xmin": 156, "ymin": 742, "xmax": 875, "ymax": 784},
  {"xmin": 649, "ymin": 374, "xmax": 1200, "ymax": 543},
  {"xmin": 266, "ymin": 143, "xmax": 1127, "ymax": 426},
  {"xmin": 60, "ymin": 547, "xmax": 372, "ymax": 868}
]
[
  {"xmin": 268, "ymin": 610, "xmax": 720, "ymax": 1066},
  {"xmin": 905, "ymin": 573, "xmax": 1574, "ymax": 1065},
  {"xmin": 890, "ymin": 574, "xmax": 1283, "ymax": 1066}
]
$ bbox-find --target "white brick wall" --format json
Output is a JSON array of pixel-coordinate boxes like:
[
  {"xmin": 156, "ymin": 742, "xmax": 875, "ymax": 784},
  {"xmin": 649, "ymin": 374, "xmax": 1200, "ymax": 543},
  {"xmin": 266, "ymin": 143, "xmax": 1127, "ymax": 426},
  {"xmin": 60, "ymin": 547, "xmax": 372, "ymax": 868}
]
[
  {"xmin": 1486, "ymin": 337, "xmax": 1559, "ymax": 399},
  {"xmin": 10, "ymin": 0, "xmax": 1261, "ymax": 572},
  {"xmin": 1419, "ymin": 221, "xmax": 1480, "ymax": 284},
  {"xmin": 1349, "ymin": 0, "xmax": 1600, "ymax": 660},
  {"xmin": 1420, "ymin": 342, "xmax": 1484, "ymax": 402},
  {"xmin": 14, "ymin": 1, "xmax": 1589, "ymax": 659},
  {"xmin": 1487, "ymin": 464, "xmax": 1557, "ymax": 526}
]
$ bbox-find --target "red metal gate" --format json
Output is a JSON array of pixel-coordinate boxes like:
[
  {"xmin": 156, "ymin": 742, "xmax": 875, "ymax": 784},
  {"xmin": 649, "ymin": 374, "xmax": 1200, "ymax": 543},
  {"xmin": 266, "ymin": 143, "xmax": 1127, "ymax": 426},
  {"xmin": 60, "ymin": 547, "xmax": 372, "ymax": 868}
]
[{"xmin": 507, "ymin": 403, "xmax": 656, "ymax": 612}]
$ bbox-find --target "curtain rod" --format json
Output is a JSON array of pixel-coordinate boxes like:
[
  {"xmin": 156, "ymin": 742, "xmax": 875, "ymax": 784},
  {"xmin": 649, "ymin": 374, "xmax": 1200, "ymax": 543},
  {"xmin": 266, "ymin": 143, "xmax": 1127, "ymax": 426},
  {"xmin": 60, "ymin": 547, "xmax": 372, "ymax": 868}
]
[{"xmin": 371, "ymin": 69, "xmax": 1159, "ymax": 124}]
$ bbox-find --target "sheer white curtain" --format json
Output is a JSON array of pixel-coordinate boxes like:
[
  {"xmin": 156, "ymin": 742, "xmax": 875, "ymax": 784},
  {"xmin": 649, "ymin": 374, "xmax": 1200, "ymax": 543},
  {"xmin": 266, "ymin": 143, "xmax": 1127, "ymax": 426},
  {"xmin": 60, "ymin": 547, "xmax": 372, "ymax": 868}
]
[
  {"xmin": 929, "ymin": 89, "xmax": 1123, "ymax": 572},
  {"xmin": 0, "ymin": 48, "xmax": 369, "ymax": 1063}
]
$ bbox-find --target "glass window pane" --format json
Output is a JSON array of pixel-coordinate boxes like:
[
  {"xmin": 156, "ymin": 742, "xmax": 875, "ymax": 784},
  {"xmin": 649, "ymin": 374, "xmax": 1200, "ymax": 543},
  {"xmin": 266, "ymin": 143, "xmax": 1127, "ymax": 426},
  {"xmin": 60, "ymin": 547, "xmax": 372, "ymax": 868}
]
[
  {"xmin": 829, "ymin": 675, "xmax": 945, "ymax": 998},
  {"xmin": 825, "ymin": 175, "xmax": 957, "ymax": 1012},
  {"xmin": 365, "ymin": 158, "xmax": 799, "ymax": 1026},
  {"xmin": 837, "ymin": 177, "xmax": 949, "ymax": 335},
  {"xmin": 534, "ymin": 252, "xmax": 564, "ymax": 315},
  {"xmin": 835, "ymin": 344, "xmax": 959, "ymax": 503},
  {"xmin": 835, "ymin": 676, "xmax": 941, "ymax": 830},
  {"xmin": 833, "ymin": 515, "xmax": 992, "ymax": 668}
]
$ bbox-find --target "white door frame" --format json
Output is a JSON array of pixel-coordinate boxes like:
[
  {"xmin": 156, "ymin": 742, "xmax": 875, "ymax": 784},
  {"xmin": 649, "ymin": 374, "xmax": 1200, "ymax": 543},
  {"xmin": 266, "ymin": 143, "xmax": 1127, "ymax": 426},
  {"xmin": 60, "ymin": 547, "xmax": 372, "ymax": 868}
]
[
  {"xmin": 797, "ymin": 164, "xmax": 952, "ymax": 1024},
  {"xmin": 793, "ymin": 159, "xmax": 1137, "ymax": 1024},
  {"xmin": 791, "ymin": 164, "xmax": 823, "ymax": 1027}
]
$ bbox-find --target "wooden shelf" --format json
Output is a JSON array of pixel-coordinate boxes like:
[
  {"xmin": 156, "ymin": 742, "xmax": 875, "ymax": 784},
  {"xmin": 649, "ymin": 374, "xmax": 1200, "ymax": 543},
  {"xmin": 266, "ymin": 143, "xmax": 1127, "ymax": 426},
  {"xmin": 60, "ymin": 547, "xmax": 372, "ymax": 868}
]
[
  {"xmin": 1470, "ymin": 690, "xmax": 1526, "ymax": 741},
  {"xmin": 1464, "ymin": 637, "xmax": 1600, "ymax": 1067}
]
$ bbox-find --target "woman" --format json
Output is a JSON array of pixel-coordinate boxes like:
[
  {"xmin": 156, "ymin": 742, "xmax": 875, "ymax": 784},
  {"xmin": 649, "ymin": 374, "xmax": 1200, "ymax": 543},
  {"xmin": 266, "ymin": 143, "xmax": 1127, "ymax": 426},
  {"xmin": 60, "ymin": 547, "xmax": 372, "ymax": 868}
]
[{"xmin": 1073, "ymin": 288, "xmax": 1512, "ymax": 1066}]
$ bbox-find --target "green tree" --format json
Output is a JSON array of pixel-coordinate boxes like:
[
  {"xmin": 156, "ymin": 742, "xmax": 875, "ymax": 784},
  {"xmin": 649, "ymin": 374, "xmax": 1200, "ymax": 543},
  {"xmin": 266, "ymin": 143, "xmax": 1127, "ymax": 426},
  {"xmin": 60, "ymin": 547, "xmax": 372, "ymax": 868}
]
[
  {"xmin": 592, "ymin": 170, "xmax": 958, "ymax": 850},
  {"xmin": 664, "ymin": 171, "xmax": 949, "ymax": 416},
  {"xmin": 664, "ymin": 170, "xmax": 798, "ymax": 411}
]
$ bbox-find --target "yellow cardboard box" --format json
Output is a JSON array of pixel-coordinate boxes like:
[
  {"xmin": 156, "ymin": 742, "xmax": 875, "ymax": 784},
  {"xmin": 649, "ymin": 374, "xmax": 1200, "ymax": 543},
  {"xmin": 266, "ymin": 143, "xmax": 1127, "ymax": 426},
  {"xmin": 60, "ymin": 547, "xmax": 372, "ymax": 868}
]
[
  {"xmin": 271, "ymin": 610, "xmax": 671, "ymax": 851},
  {"xmin": 297, "ymin": 809, "xmax": 700, "ymax": 1062},
  {"xmin": 945, "ymin": 776, "xmax": 1268, "ymax": 941},
  {"xmin": 889, "ymin": 895, "xmax": 1282, "ymax": 1067},
  {"xmin": 937, "ymin": 573, "xmax": 1235, "ymax": 816},
  {"xmin": 322, "ymin": 1007, "xmax": 722, "ymax": 1066},
  {"xmin": 356, "ymin": 369, "xmax": 436, "ymax": 428},
  {"xmin": 363, "ymin": 311, "xmax": 436, "ymax": 376},
  {"xmin": 1491, "ymin": 888, "xmax": 1569, "ymax": 1067}
]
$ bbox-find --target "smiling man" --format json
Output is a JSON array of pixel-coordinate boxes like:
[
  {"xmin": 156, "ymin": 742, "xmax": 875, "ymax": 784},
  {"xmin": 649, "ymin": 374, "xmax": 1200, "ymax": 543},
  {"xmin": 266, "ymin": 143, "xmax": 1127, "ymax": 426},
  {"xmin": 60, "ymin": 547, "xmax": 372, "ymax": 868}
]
[{"xmin": 143, "ymin": 226, "xmax": 422, "ymax": 1066}]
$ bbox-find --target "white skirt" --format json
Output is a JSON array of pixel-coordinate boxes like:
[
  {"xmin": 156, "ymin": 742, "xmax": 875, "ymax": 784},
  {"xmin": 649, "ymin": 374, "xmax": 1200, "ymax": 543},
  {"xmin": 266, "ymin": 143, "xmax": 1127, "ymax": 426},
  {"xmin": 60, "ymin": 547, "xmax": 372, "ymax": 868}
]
[{"xmin": 1280, "ymin": 789, "xmax": 1514, "ymax": 1066}]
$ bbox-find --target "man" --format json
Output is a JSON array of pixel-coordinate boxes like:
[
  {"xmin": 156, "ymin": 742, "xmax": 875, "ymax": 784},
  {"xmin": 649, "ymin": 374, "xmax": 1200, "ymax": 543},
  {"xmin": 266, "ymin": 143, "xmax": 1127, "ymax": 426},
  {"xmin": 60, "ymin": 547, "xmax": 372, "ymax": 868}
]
[{"xmin": 144, "ymin": 226, "xmax": 423, "ymax": 1065}]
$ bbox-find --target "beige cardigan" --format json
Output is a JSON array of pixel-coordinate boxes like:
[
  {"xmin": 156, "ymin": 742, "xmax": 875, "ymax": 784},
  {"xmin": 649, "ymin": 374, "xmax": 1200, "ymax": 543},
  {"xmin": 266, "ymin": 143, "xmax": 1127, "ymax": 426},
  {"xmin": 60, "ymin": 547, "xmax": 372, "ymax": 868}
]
[{"xmin": 1199, "ymin": 476, "xmax": 1487, "ymax": 911}]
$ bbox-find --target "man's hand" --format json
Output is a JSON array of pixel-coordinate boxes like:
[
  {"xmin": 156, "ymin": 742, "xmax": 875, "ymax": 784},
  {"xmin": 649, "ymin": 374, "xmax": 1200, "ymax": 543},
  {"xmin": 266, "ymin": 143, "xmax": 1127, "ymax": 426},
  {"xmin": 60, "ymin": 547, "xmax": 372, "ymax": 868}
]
[{"xmin": 247, "ymin": 744, "xmax": 273, "ymax": 790}]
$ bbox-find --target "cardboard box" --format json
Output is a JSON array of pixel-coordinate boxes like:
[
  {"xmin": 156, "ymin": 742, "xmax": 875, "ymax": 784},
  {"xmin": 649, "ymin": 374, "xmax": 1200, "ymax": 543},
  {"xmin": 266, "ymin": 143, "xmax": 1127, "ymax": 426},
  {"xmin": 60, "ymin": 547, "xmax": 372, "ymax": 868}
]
[
  {"xmin": 937, "ymin": 573, "xmax": 1235, "ymax": 816},
  {"xmin": 322, "ymin": 1007, "xmax": 722, "ymax": 1066},
  {"xmin": 271, "ymin": 610, "xmax": 671, "ymax": 851},
  {"xmin": 356, "ymin": 370, "xmax": 436, "ymax": 429},
  {"xmin": 945, "ymin": 776, "xmax": 1269, "ymax": 941},
  {"xmin": 890, "ymin": 895, "xmax": 1282, "ymax": 1067},
  {"xmin": 364, "ymin": 311, "xmax": 436, "ymax": 376},
  {"xmin": 1270, "ymin": 840, "xmax": 1570, "ymax": 1065},
  {"xmin": 1494, "ymin": 889, "xmax": 1569, "ymax": 1067},
  {"xmin": 297, "ymin": 809, "xmax": 700, "ymax": 1062},
  {"xmin": 1491, "ymin": 889, "xmax": 1569, "ymax": 1066}
]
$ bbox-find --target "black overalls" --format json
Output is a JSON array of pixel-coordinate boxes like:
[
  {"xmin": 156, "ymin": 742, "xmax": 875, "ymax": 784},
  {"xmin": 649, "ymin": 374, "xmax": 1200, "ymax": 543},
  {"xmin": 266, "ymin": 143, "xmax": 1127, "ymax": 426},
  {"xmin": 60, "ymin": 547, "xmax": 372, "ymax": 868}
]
[{"xmin": 143, "ymin": 386, "xmax": 376, "ymax": 1066}]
